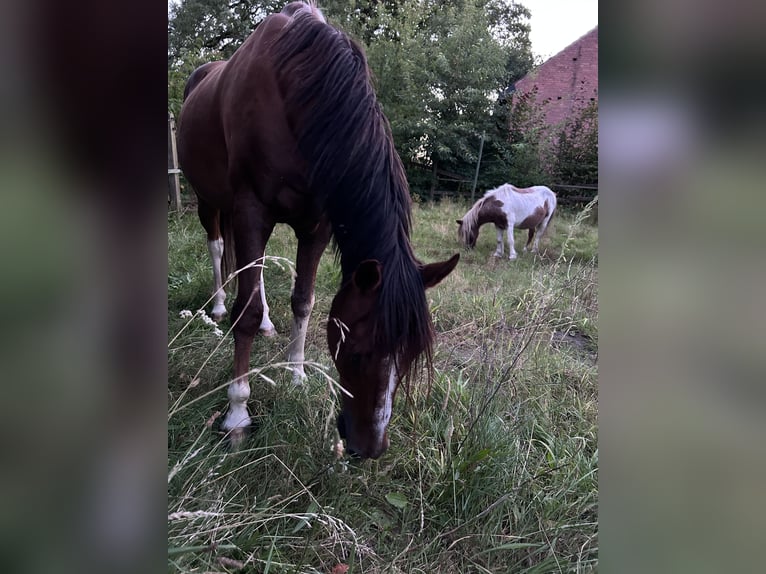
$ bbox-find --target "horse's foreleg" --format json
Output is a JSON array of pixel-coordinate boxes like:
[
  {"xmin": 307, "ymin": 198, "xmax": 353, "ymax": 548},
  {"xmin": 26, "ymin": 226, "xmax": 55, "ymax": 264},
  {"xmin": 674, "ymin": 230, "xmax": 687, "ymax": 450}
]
[
  {"xmin": 223, "ymin": 280, "xmax": 259, "ymax": 445},
  {"xmin": 507, "ymin": 227, "xmax": 518, "ymax": 260},
  {"xmin": 221, "ymin": 203, "xmax": 274, "ymax": 446},
  {"xmin": 493, "ymin": 226, "xmax": 504, "ymax": 257},
  {"xmin": 287, "ymin": 224, "xmax": 331, "ymax": 384}
]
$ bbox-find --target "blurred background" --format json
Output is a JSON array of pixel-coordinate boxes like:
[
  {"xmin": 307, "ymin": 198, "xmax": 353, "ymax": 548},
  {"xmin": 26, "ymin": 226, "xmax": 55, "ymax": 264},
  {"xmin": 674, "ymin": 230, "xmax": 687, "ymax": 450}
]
[
  {"xmin": 599, "ymin": 1, "xmax": 766, "ymax": 571},
  {"xmin": 0, "ymin": 0, "xmax": 764, "ymax": 572}
]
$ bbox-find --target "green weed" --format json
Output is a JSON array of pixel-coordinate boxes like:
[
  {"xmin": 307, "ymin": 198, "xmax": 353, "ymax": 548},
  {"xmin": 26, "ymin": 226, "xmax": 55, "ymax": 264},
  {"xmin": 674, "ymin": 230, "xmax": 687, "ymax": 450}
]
[{"xmin": 168, "ymin": 200, "xmax": 598, "ymax": 573}]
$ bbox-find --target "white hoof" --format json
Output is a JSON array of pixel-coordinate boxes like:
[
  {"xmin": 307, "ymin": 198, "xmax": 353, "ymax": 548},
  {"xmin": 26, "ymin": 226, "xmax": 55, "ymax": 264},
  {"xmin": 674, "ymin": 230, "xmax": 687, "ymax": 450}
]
[
  {"xmin": 211, "ymin": 306, "xmax": 227, "ymax": 323},
  {"xmin": 290, "ymin": 365, "xmax": 307, "ymax": 385},
  {"xmin": 225, "ymin": 427, "xmax": 247, "ymax": 449},
  {"xmin": 508, "ymin": 253, "xmax": 518, "ymax": 260}
]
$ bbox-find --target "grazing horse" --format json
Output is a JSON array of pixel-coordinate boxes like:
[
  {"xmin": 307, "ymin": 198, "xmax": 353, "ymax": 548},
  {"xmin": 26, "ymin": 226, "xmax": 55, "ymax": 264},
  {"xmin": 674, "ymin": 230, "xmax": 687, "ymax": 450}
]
[
  {"xmin": 177, "ymin": 1, "xmax": 459, "ymax": 459},
  {"xmin": 456, "ymin": 183, "xmax": 557, "ymax": 259}
]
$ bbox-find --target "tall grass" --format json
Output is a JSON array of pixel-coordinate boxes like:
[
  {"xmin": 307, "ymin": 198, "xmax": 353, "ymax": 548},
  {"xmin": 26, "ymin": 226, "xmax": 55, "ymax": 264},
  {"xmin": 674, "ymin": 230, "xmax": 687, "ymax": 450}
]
[{"xmin": 168, "ymin": 198, "xmax": 598, "ymax": 573}]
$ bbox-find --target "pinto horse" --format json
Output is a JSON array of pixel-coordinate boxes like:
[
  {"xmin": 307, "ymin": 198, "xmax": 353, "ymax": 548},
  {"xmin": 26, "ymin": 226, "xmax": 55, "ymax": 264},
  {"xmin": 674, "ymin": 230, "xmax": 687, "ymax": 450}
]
[
  {"xmin": 177, "ymin": 1, "xmax": 459, "ymax": 459},
  {"xmin": 456, "ymin": 183, "xmax": 557, "ymax": 259}
]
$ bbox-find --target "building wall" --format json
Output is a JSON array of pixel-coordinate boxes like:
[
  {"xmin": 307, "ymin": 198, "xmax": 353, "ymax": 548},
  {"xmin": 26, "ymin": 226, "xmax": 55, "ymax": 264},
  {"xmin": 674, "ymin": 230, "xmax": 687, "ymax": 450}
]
[{"xmin": 513, "ymin": 27, "xmax": 598, "ymax": 129}]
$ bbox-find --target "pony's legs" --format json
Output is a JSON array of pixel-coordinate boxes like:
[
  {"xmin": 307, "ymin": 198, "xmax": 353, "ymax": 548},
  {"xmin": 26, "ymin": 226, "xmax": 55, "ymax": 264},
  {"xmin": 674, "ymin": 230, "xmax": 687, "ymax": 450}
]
[
  {"xmin": 506, "ymin": 227, "xmax": 518, "ymax": 260},
  {"xmin": 493, "ymin": 226, "xmax": 504, "ymax": 257},
  {"xmin": 287, "ymin": 224, "xmax": 331, "ymax": 383},
  {"xmin": 221, "ymin": 199, "xmax": 275, "ymax": 445},
  {"xmin": 523, "ymin": 228, "xmax": 536, "ymax": 253},
  {"xmin": 198, "ymin": 201, "xmax": 227, "ymax": 321}
]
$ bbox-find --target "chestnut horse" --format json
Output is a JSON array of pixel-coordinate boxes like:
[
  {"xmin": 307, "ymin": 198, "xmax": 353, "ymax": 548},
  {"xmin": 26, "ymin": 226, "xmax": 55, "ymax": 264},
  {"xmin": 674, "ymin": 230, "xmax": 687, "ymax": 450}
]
[
  {"xmin": 456, "ymin": 183, "xmax": 557, "ymax": 259},
  {"xmin": 177, "ymin": 1, "xmax": 459, "ymax": 459}
]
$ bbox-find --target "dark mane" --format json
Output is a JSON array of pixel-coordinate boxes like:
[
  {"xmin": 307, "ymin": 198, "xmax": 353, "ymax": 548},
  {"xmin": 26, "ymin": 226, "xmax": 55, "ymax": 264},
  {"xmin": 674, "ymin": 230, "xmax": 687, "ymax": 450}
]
[{"xmin": 269, "ymin": 11, "xmax": 433, "ymax": 375}]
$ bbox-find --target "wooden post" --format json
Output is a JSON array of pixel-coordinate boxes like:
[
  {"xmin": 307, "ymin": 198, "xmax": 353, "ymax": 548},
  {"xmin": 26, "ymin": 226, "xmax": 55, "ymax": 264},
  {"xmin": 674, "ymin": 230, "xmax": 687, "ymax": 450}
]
[
  {"xmin": 429, "ymin": 159, "xmax": 438, "ymax": 202},
  {"xmin": 470, "ymin": 132, "xmax": 485, "ymax": 203},
  {"xmin": 168, "ymin": 112, "xmax": 182, "ymax": 214}
]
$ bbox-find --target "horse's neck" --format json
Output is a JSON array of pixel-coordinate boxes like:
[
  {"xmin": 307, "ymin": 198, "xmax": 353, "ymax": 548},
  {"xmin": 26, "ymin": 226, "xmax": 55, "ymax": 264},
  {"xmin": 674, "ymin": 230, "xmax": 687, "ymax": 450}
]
[{"xmin": 476, "ymin": 197, "xmax": 507, "ymax": 227}]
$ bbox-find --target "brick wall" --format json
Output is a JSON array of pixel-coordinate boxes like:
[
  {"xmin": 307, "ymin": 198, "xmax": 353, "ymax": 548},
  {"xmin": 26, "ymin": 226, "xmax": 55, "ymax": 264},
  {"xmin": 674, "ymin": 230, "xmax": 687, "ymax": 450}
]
[{"xmin": 513, "ymin": 27, "xmax": 598, "ymax": 130}]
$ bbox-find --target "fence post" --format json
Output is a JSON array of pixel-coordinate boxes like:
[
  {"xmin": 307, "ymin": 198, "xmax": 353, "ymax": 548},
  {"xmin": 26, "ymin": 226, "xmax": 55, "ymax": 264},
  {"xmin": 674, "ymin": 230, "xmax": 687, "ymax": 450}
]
[
  {"xmin": 470, "ymin": 132, "xmax": 485, "ymax": 203},
  {"xmin": 168, "ymin": 112, "xmax": 182, "ymax": 215}
]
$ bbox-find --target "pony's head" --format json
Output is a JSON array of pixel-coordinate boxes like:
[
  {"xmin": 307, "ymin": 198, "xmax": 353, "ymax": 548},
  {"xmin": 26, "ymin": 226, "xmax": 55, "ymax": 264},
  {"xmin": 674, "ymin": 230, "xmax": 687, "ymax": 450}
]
[
  {"xmin": 456, "ymin": 217, "xmax": 479, "ymax": 248},
  {"xmin": 327, "ymin": 255, "xmax": 459, "ymax": 459}
]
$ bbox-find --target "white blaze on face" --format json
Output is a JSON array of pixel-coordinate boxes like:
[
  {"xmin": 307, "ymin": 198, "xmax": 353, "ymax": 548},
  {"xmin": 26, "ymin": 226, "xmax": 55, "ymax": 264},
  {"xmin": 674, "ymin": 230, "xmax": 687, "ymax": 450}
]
[{"xmin": 372, "ymin": 358, "xmax": 398, "ymax": 438}]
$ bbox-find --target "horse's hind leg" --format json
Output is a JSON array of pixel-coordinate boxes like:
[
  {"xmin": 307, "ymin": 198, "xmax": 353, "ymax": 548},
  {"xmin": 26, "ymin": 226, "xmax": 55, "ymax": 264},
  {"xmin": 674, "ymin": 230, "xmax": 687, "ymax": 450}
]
[
  {"xmin": 523, "ymin": 228, "xmax": 536, "ymax": 253},
  {"xmin": 258, "ymin": 269, "xmax": 276, "ymax": 336},
  {"xmin": 287, "ymin": 223, "xmax": 331, "ymax": 383},
  {"xmin": 198, "ymin": 201, "xmax": 227, "ymax": 321},
  {"xmin": 532, "ymin": 213, "xmax": 554, "ymax": 253}
]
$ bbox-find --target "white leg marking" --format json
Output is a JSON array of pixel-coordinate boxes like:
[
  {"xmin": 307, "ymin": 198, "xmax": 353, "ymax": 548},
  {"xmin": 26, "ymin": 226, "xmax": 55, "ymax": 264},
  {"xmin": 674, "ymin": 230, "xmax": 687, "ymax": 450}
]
[
  {"xmin": 287, "ymin": 293, "xmax": 314, "ymax": 384},
  {"xmin": 207, "ymin": 239, "xmax": 227, "ymax": 321},
  {"xmin": 507, "ymin": 228, "xmax": 517, "ymax": 260},
  {"xmin": 258, "ymin": 272, "xmax": 276, "ymax": 336},
  {"xmin": 221, "ymin": 377, "xmax": 251, "ymax": 433},
  {"xmin": 493, "ymin": 227, "xmax": 504, "ymax": 257}
]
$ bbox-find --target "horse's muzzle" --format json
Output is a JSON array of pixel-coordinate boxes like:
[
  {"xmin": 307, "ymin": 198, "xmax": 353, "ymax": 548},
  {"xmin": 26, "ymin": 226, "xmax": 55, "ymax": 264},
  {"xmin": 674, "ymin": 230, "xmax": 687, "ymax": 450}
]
[{"xmin": 336, "ymin": 412, "xmax": 388, "ymax": 459}]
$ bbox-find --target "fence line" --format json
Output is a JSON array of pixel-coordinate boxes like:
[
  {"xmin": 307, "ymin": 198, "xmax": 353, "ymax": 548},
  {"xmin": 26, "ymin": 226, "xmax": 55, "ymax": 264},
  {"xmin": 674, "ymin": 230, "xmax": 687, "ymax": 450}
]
[
  {"xmin": 426, "ymin": 183, "xmax": 597, "ymax": 207},
  {"xmin": 167, "ymin": 114, "xmax": 596, "ymax": 211},
  {"xmin": 168, "ymin": 112, "xmax": 182, "ymax": 214}
]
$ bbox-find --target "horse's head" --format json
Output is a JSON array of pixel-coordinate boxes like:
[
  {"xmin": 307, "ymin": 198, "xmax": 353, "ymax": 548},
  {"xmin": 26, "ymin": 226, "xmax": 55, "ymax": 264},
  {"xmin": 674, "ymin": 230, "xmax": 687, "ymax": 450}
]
[
  {"xmin": 327, "ymin": 255, "xmax": 459, "ymax": 459},
  {"xmin": 456, "ymin": 219, "xmax": 478, "ymax": 248}
]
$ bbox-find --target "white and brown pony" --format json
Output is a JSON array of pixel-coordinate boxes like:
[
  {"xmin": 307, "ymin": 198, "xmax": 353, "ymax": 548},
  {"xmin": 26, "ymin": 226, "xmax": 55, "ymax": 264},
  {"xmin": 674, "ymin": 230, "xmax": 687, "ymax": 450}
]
[{"xmin": 456, "ymin": 183, "xmax": 557, "ymax": 259}]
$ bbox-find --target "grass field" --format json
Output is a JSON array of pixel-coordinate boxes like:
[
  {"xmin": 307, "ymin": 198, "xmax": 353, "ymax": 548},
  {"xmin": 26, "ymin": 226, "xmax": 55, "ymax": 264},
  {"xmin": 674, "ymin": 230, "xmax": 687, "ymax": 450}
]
[{"xmin": 168, "ymin": 198, "xmax": 598, "ymax": 573}]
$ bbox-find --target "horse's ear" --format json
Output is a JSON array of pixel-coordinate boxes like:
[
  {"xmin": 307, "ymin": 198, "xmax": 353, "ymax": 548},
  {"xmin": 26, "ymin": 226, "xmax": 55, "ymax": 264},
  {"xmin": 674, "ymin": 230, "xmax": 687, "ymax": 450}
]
[
  {"xmin": 455, "ymin": 219, "xmax": 463, "ymax": 225},
  {"xmin": 353, "ymin": 259, "xmax": 383, "ymax": 293},
  {"xmin": 420, "ymin": 253, "xmax": 460, "ymax": 289}
]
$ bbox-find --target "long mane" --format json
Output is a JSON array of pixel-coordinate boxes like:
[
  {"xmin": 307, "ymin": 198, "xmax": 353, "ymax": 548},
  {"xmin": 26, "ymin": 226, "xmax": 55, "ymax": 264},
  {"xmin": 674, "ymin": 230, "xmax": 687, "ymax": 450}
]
[
  {"xmin": 269, "ymin": 8, "xmax": 433, "ymax": 375},
  {"xmin": 459, "ymin": 193, "xmax": 495, "ymax": 246}
]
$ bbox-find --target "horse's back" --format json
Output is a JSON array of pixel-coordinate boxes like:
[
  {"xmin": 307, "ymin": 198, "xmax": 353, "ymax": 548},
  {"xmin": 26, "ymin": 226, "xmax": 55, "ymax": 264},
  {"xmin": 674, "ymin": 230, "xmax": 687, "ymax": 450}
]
[
  {"xmin": 177, "ymin": 60, "xmax": 231, "ymax": 208},
  {"xmin": 487, "ymin": 183, "xmax": 556, "ymax": 224},
  {"xmin": 176, "ymin": 10, "xmax": 303, "ymax": 210},
  {"xmin": 506, "ymin": 184, "xmax": 556, "ymax": 205}
]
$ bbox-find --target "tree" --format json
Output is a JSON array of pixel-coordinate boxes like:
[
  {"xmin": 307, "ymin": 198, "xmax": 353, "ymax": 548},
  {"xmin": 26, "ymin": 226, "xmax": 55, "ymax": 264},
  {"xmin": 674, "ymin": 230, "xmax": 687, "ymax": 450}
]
[
  {"xmin": 547, "ymin": 100, "xmax": 599, "ymax": 186},
  {"xmin": 168, "ymin": 0, "xmax": 285, "ymax": 67},
  {"xmin": 342, "ymin": 0, "xmax": 533, "ymax": 197}
]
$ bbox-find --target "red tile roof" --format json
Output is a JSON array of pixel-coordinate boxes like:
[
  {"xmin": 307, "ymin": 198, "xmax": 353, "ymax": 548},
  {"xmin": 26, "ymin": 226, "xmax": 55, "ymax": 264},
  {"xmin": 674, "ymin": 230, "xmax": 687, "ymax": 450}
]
[{"xmin": 513, "ymin": 27, "xmax": 598, "ymax": 129}]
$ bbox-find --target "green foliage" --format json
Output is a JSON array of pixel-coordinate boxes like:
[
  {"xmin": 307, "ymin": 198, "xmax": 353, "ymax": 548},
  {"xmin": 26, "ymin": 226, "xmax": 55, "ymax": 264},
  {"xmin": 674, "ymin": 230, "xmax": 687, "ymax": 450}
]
[
  {"xmin": 502, "ymin": 91, "xmax": 599, "ymax": 189},
  {"xmin": 168, "ymin": 0, "xmax": 286, "ymax": 66},
  {"xmin": 168, "ymin": 201, "xmax": 598, "ymax": 572},
  {"xmin": 547, "ymin": 100, "xmax": 599, "ymax": 186}
]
